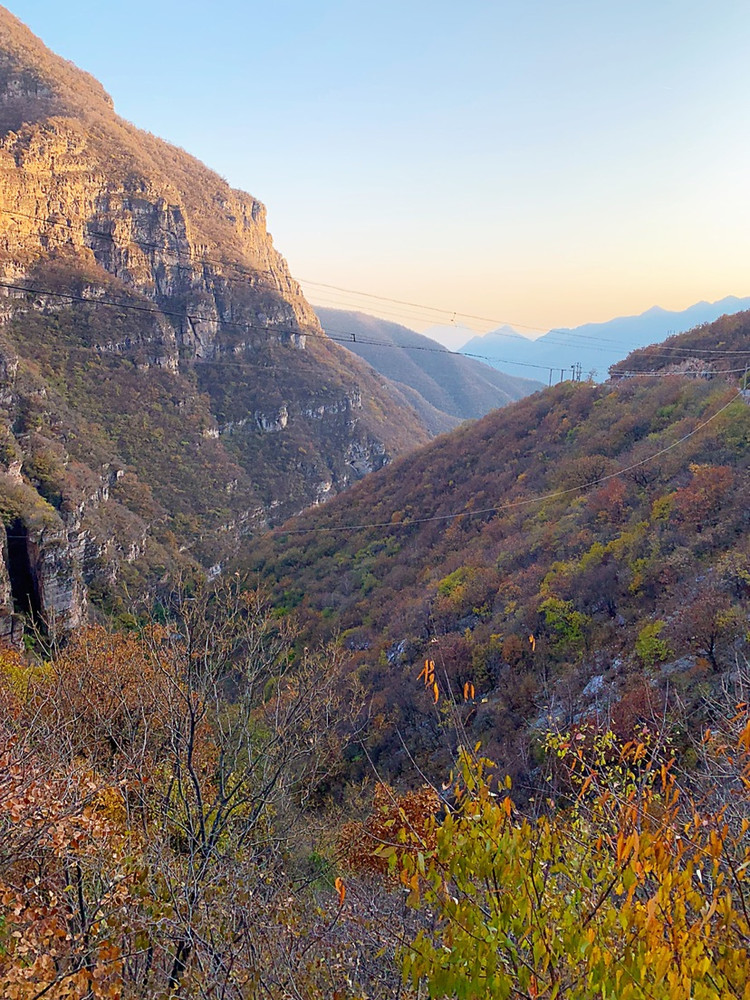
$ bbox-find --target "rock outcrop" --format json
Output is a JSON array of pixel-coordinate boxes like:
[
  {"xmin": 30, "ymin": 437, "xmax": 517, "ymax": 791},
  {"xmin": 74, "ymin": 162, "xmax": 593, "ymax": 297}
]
[{"xmin": 0, "ymin": 7, "xmax": 431, "ymax": 630}]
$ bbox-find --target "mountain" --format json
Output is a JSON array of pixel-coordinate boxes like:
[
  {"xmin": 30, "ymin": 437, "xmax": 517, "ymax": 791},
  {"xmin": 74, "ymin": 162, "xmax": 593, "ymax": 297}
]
[
  {"xmin": 0, "ymin": 7, "xmax": 433, "ymax": 636},
  {"xmin": 460, "ymin": 297, "xmax": 750, "ymax": 381},
  {"xmin": 314, "ymin": 307, "xmax": 544, "ymax": 433},
  {"xmin": 248, "ymin": 311, "xmax": 750, "ymax": 785}
]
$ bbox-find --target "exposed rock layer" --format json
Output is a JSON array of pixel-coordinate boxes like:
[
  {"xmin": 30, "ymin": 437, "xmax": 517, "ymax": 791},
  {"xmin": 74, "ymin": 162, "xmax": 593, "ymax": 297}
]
[{"xmin": 0, "ymin": 7, "xmax": 430, "ymax": 630}]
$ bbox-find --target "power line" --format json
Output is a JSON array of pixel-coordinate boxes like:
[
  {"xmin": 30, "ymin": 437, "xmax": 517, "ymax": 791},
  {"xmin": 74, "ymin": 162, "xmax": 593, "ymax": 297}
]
[
  {"xmin": 322, "ymin": 317, "xmax": 750, "ymax": 367},
  {"xmin": 0, "ymin": 278, "xmax": 557, "ymax": 373},
  {"xmin": 0, "ymin": 215, "xmax": 548, "ymax": 367},
  {"xmin": 277, "ymin": 388, "xmax": 743, "ymax": 535},
  {"xmin": 0, "ymin": 279, "xmax": 192, "ymax": 323},
  {"xmin": 0, "ymin": 206, "xmax": 280, "ymax": 285},
  {"xmin": 290, "ymin": 278, "xmax": 549, "ymax": 333},
  {"xmin": 3, "ymin": 278, "xmax": 748, "ymax": 382},
  {"xmin": 301, "ymin": 279, "xmax": 750, "ymax": 355},
  {"xmin": 305, "ymin": 291, "xmax": 750, "ymax": 361},
  {"xmin": 613, "ymin": 366, "xmax": 750, "ymax": 377},
  {"xmin": 2, "ymin": 206, "xmax": 547, "ymax": 337}
]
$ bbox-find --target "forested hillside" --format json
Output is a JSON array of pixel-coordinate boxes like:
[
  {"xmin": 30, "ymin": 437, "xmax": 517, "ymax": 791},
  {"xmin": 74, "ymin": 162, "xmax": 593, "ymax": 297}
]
[
  {"xmin": 0, "ymin": 8, "xmax": 432, "ymax": 634},
  {"xmin": 248, "ymin": 311, "xmax": 750, "ymax": 785}
]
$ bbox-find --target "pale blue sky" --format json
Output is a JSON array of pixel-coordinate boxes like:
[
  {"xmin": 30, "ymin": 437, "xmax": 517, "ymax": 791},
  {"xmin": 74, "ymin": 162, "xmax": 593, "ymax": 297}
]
[{"xmin": 8, "ymin": 1, "xmax": 750, "ymax": 341}]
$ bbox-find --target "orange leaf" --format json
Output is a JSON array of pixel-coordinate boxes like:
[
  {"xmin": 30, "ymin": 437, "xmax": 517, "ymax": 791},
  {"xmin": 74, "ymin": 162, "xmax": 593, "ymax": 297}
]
[{"xmin": 334, "ymin": 876, "xmax": 346, "ymax": 906}]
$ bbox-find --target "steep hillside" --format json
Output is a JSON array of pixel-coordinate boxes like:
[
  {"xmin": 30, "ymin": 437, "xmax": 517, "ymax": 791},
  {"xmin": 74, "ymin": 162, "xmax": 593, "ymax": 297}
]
[
  {"xmin": 249, "ymin": 313, "xmax": 750, "ymax": 785},
  {"xmin": 460, "ymin": 296, "xmax": 750, "ymax": 382},
  {"xmin": 0, "ymin": 8, "xmax": 431, "ymax": 635},
  {"xmin": 315, "ymin": 307, "xmax": 543, "ymax": 431}
]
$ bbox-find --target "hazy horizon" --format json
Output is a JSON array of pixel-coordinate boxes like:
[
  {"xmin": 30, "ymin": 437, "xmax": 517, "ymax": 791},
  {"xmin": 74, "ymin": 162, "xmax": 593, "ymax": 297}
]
[{"xmin": 313, "ymin": 293, "xmax": 750, "ymax": 352}]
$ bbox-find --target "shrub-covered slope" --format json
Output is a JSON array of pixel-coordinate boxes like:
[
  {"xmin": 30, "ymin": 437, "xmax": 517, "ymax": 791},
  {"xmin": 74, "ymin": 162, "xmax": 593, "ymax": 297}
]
[
  {"xmin": 249, "ymin": 313, "xmax": 750, "ymax": 783},
  {"xmin": 610, "ymin": 307, "xmax": 750, "ymax": 378}
]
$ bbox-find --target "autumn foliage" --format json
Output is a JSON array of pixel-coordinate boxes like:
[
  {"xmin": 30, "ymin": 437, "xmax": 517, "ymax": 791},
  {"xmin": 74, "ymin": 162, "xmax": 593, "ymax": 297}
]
[
  {"xmin": 0, "ymin": 584, "xmax": 366, "ymax": 999},
  {"xmin": 4, "ymin": 593, "xmax": 750, "ymax": 996},
  {"xmin": 400, "ymin": 727, "xmax": 750, "ymax": 999}
]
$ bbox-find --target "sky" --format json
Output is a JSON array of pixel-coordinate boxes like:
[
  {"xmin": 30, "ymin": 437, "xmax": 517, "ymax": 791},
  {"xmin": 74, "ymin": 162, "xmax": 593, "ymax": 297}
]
[{"xmin": 8, "ymin": 1, "xmax": 750, "ymax": 347}]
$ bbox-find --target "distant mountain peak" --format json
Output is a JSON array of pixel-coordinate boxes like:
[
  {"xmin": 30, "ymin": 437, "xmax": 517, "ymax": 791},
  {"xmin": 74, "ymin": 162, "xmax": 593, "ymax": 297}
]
[{"xmin": 460, "ymin": 296, "xmax": 750, "ymax": 382}]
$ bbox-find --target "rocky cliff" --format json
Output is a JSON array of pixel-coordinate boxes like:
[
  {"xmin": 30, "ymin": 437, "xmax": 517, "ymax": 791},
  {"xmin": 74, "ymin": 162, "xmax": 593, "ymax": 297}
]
[{"xmin": 0, "ymin": 7, "xmax": 430, "ymax": 634}]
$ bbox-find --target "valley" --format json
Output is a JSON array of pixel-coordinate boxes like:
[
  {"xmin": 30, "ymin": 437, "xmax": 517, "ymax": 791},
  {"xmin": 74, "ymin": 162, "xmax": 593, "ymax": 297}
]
[{"xmin": 0, "ymin": 6, "xmax": 749, "ymax": 999}]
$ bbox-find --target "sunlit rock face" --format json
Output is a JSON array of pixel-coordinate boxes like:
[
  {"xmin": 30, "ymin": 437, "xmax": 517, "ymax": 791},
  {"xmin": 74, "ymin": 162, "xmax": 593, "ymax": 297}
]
[{"xmin": 0, "ymin": 8, "xmax": 431, "ymax": 631}]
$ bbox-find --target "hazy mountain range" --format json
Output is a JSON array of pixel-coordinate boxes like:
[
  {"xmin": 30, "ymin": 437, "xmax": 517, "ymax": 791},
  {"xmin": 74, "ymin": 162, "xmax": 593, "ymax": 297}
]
[
  {"xmin": 314, "ymin": 307, "xmax": 543, "ymax": 434},
  {"xmin": 457, "ymin": 296, "xmax": 750, "ymax": 381}
]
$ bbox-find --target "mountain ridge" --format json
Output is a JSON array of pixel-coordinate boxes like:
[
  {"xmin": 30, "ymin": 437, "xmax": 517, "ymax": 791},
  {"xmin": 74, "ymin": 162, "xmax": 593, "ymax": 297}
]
[
  {"xmin": 460, "ymin": 295, "xmax": 750, "ymax": 381},
  {"xmin": 314, "ymin": 307, "xmax": 543, "ymax": 432},
  {"xmin": 0, "ymin": 7, "xmax": 432, "ymax": 635}
]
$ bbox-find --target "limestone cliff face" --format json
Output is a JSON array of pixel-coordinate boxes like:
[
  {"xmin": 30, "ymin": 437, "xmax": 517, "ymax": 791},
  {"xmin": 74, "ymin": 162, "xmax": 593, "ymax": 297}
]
[
  {"xmin": 0, "ymin": 114, "xmax": 316, "ymax": 361},
  {"xmin": 0, "ymin": 7, "xmax": 431, "ymax": 632},
  {"xmin": 0, "ymin": 6, "xmax": 315, "ymax": 336}
]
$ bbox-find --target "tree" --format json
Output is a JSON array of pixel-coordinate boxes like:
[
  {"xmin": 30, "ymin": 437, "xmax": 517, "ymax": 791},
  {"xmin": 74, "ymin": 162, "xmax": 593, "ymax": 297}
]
[
  {"xmin": 0, "ymin": 580, "xmax": 362, "ymax": 999},
  {"xmin": 398, "ymin": 736, "xmax": 750, "ymax": 999},
  {"xmin": 668, "ymin": 582, "xmax": 744, "ymax": 671}
]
